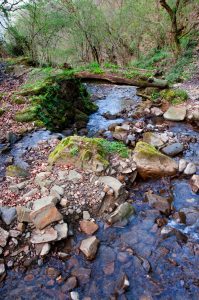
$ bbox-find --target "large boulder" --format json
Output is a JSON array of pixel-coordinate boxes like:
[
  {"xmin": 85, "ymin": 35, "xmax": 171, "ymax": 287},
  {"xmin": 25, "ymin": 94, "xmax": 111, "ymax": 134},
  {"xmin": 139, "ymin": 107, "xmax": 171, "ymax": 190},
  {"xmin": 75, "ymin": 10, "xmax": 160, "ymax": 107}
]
[
  {"xmin": 48, "ymin": 136, "xmax": 129, "ymax": 173},
  {"xmin": 163, "ymin": 106, "xmax": 186, "ymax": 121},
  {"xmin": 133, "ymin": 142, "xmax": 178, "ymax": 179}
]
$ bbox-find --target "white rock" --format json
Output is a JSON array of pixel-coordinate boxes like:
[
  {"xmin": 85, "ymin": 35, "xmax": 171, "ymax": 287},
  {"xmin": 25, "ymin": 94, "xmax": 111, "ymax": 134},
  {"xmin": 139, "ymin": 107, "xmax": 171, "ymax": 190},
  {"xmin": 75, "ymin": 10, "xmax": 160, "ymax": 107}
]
[
  {"xmin": 70, "ymin": 292, "xmax": 80, "ymax": 300},
  {"xmin": 54, "ymin": 223, "xmax": 68, "ymax": 241},
  {"xmin": 60, "ymin": 198, "xmax": 69, "ymax": 207},
  {"xmin": 83, "ymin": 211, "xmax": 91, "ymax": 220},
  {"xmin": 40, "ymin": 243, "xmax": 51, "ymax": 256},
  {"xmin": 33, "ymin": 195, "xmax": 59, "ymax": 211},
  {"xmin": 98, "ymin": 176, "xmax": 123, "ymax": 198},
  {"xmin": 184, "ymin": 162, "xmax": 197, "ymax": 175},
  {"xmin": 51, "ymin": 185, "xmax": 64, "ymax": 196},
  {"xmin": 179, "ymin": 159, "xmax": 187, "ymax": 172},
  {"xmin": 80, "ymin": 236, "xmax": 99, "ymax": 260},
  {"xmin": 0, "ymin": 263, "xmax": 5, "ymax": 275}
]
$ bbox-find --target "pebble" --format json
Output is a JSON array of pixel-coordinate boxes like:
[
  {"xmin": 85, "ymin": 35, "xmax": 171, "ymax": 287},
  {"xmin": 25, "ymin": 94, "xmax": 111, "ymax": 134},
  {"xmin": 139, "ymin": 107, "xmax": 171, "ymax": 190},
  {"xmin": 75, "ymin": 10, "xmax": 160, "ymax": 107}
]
[
  {"xmin": 70, "ymin": 292, "xmax": 80, "ymax": 300},
  {"xmin": 0, "ymin": 263, "xmax": 5, "ymax": 275},
  {"xmin": 179, "ymin": 159, "xmax": 187, "ymax": 172},
  {"xmin": 40, "ymin": 243, "xmax": 51, "ymax": 256},
  {"xmin": 184, "ymin": 162, "xmax": 197, "ymax": 175}
]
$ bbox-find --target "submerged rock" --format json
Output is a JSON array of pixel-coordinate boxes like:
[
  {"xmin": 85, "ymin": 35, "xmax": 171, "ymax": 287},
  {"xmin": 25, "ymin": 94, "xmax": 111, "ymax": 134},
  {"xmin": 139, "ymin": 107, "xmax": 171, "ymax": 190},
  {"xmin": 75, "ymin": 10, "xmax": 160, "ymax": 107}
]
[
  {"xmin": 163, "ymin": 106, "xmax": 186, "ymax": 121},
  {"xmin": 161, "ymin": 143, "xmax": 184, "ymax": 157},
  {"xmin": 107, "ymin": 202, "xmax": 135, "ymax": 225},
  {"xmin": 80, "ymin": 236, "xmax": 99, "ymax": 260},
  {"xmin": 133, "ymin": 142, "xmax": 178, "ymax": 179},
  {"xmin": 145, "ymin": 192, "xmax": 171, "ymax": 214},
  {"xmin": 190, "ymin": 175, "xmax": 199, "ymax": 193}
]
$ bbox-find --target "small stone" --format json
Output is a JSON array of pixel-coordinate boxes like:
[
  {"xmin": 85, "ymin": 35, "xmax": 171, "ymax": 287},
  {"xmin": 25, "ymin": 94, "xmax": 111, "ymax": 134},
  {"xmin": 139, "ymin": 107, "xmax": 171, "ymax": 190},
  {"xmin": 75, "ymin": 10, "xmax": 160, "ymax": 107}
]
[
  {"xmin": 184, "ymin": 162, "xmax": 197, "ymax": 175},
  {"xmin": 179, "ymin": 159, "xmax": 187, "ymax": 172},
  {"xmin": 9, "ymin": 230, "xmax": 21, "ymax": 238},
  {"xmin": 70, "ymin": 292, "xmax": 80, "ymax": 300},
  {"xmin": 151, "ymin": 107, "xmax": 163, "ymax": 116},
  {"xmin": 161, "ymin": 143, "xmax": 184, "ymax": 157},
  {"xmin": 79, "ymin": 220, "xmax": 99, "ymax": 235},
  {"xmin": 17, "ymin": 223, "xmax": 26, "ymax": 232},
  {"xmin": 107, "ymin": 202, "xmax": 135, "ymax": 225},
  {"xmin": 16, "ymin": 206, "xmax": 32, "ymax": 223},
  {"xmin": 61, "ymin": 276, "xmax": 77, "ymax": 293},
  {"xmin": 54, "ymin": 223, "xmax": 68, "ymax": 241},
  {"xmin": 60, "ymin": 198, "xmax": 69, "ymax": 207},
  {"xmin": 190, "ymin": 175, "xmax": 199, "ymax": 193},
  {"xmin": 30, "ymin": 203, "xmax": 63, "ymax": 230},
  {"xmin": 46, "ymin": 267, "xmax": 60, "ymax": 279},
  {"xmin": 80, "ymin": 236, "xmax": 99, "ymax": 260},
  {"xmin": 83, "ymin": 211, "xmax": 90, "ymax": 220},
  {"xmin": 7, "ymin": 260, "xmax": 13, "ymax": 268},
  {"xmin": 0, "ymin": 227, "xmax": 9, "ymax": 247},
  {"xmin": 145, "ymin": 192, "xmax": 171, "ymax": 214},
  {"xmin": 0, "ymin": 263, "xmax": 5, "ymax": 275},
  {"xmin": 51, "ymin": 185, "xmax": 64, "ymax": 196},
  {"xmin": 0, "ymin": 207, "xmax": 17, "ymax": 225},
  {"xmin": 0, "ymin": 247, "xmax": 3, "ymax": 255},
  {"xmin": 98, "ymin": 176, "xmax": 123, "ymax": 198},
  {"xmin": 40, "ymin": 243, "xmax": 51, "ymax": 256}
]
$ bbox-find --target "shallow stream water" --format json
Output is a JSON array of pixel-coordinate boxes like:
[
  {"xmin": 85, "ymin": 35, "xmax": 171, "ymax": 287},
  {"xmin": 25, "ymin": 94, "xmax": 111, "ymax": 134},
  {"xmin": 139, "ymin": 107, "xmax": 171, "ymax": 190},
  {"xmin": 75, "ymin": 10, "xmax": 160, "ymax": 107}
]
[{"xmin": 1, "ymin": 83, "xmax": 199, "ymax": 299}]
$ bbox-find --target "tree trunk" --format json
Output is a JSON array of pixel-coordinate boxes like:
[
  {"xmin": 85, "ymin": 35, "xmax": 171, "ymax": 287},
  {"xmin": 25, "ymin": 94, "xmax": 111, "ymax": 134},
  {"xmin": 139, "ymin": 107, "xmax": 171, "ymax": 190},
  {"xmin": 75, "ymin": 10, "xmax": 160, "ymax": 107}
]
[{"xmin": 75, "ymin": 71, "xmax": 169, "ymax": 88}]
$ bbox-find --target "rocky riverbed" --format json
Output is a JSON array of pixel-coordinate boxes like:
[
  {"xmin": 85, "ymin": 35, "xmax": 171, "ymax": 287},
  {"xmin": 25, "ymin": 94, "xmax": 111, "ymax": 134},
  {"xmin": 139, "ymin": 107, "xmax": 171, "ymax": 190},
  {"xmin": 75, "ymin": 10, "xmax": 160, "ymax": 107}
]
[{"xmin": 0, "ymin": 66, "xmax": 199, "ymax": 299}]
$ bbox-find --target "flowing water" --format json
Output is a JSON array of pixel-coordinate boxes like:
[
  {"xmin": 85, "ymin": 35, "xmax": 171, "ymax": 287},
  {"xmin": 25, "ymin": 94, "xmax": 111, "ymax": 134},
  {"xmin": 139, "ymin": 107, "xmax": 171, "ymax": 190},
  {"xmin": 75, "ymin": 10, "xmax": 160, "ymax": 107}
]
[{"xmin": 1, "ymin": 83, "xmax": 199, "ymax": 299}]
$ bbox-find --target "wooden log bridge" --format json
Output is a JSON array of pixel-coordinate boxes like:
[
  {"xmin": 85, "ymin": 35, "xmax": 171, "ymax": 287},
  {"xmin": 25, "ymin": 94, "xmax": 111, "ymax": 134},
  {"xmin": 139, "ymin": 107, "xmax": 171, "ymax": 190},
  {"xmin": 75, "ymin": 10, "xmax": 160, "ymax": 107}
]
[{"xmin": 75, "ymin": 71, "xmax": 169, "ymax": 89}]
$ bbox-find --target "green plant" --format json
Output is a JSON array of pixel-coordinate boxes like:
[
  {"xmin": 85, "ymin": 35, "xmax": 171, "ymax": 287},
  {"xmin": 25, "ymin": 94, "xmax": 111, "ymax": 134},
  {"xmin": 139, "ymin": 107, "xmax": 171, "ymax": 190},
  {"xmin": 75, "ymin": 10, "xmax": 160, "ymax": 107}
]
[{"xmin": 160, "ymin": 89, "xmax": 188, "ymax": 105}]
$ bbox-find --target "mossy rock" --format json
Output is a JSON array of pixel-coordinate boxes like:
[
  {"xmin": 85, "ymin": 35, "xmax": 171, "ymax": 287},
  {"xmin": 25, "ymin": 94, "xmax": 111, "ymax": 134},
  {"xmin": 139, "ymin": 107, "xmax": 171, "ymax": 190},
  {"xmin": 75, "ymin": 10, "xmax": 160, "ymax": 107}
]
[
  {"xmin": 133, "ymin": 142, "xmax": 178, "ymax": 179},
  {"xmin": 15, "ymin": 107, "xmax": 37, "ymax": 122},
  {"xmin": 160, "ymin": 89, "xmax": 188, "ymax": 105},
  {"xmin": 6, "ymin": 165, "xmax": 28, "ymax": 178},
  {"xmin": 49, "ymin": 136, "xmax": 130, "ymax": 172}
]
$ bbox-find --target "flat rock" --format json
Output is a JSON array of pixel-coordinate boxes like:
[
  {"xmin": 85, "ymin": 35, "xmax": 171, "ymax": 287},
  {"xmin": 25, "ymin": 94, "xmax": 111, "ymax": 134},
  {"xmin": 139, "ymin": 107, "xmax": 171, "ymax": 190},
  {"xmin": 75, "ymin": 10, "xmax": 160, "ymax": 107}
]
[
  {"xmin": 133, "ymin": 142, "xmax": 178, "ymax": 179},
  {"xmin": 67, "ymin": 170, "xmax": 83, "ymax": 182},
  {"xmin": 107, "ymin": 202, "xmax": 135, "ymax": 225},
  {"xmin": 80, "ymin": 236, "xmax": 99, "ymax": 260},
  {"xmin": 0, "ymin": 227, "xmax": 9, "ymax": 247},
  {"xmin": 16, "ymin": 206, "xmax": 32, "ymax": 223},
  {"xmin": 32, "ymin": 196, "xmax": 59, "ymax": 211},
  {"xmin": 51, "ymin": 185, "xmax": 64, "ymax": 196},
  {"xmin": 143, "ymin": 132, "xmax": 164, "ymax": 148},
  {"xmin": 161, "ymin": 143, "xmax": 184, "ymax": 157},
  {"xmin": 190, "ymin": 175, "xmax": 199, "ymax": 193},
  {"xmin": 164, "ymin": 106, "xmax": 186, "ymax": 121},
  {"xmin": 0, "ymin": 207, "xmax": 17, "ymax": 225},
  {"xmin": 184, "ymin": 162, "xmax": 196, "ymax": 175},
  {"xmin": 98, "ymin": 176, "xmax": 123, "ymax": 198},
  {"xmin": 79, "ymin": 220, "xmax": 99, "ymax": 235},
  {"xmin": 54, "ymin": 223, "xmax": 68, "ymax": 241},
  {"xmin": 145, "ymin": 192, "xmax": 171, "ymax": 214},
  {"xmin": 30, "ymin": 203, "xmax": 63, "ymax": 230},
  {"xmin": 31, "ymin": 227, "xmax": 58, "ymax": 244}
]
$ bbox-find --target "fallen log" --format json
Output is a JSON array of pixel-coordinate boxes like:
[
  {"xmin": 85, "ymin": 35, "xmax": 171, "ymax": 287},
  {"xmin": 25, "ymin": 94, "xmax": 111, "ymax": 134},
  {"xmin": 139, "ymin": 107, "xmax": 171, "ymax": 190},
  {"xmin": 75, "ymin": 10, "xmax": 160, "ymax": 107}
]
[{"xmin": 75, "ymin": 71, "xmax": 168, "ymax": 89}]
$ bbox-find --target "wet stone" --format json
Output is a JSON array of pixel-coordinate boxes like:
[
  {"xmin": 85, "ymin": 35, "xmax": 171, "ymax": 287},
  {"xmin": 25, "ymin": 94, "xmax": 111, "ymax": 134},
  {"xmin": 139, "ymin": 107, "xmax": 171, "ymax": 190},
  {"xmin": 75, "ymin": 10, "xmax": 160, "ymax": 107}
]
[
  {"xmin": 190, "ymin": 175, "xmax": 199, "ymax": 193},
  {"xmin": 79, "ymin": 220, "xmax": 99, "ymax": 235},
  {"xmin": 145, "ymin": 192, "xmax": 171, "ymax": 215},
  {"xmin": 161, "ymin": 143, "xmax": 184, "ymax": 157},
  {"xmin": 80, "ymin": 236, "xmax": 99, "ymax": 260},
  {"xmin": 71, "ymin": 267, "xmax": 91, "ymax": 285},
  {"xmin": 46, "ymin": 267, "xmax": 60, "ymax": 279},
  {"xmin": 184, "ymin": 162, "xmax": 197, "ymax": 175},
  {"xmin": 61, "ymin": 276, "xmax": 77, "ymax": 293}
]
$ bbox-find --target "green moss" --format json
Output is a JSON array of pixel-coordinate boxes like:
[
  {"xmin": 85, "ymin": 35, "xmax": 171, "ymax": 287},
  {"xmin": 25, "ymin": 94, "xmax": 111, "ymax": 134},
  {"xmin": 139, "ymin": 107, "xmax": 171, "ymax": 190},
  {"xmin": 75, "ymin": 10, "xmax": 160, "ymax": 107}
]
[
  {"xmin": 12, "ymin": 95, "xmax": 26, "ymax": 104},
  {"xmin": 49, "ymin": 136, "xmax": 130, "ymax": 170},
  {"xmin": 134, "ymin": 141, "xmax": 166, "ymax": 159},
  {"xmin": 0, "ymin": 108, "xmax": 5, "ymax": 116},
  {"xmin": 6, "ymin": 165, "xmax": 28, "ymax": 178},
  {"xmin": 160, "ymin": 89, "xmax": 188, "ymax": 105},
  {"xmin": 15, "ymin": 107, "xmax": 37, "ymax": 122}
]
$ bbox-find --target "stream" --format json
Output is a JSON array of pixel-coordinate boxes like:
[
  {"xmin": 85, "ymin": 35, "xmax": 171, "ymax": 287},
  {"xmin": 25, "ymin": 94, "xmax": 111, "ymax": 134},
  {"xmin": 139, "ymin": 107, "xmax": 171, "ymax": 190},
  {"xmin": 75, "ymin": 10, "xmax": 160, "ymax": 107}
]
[{"xmin": 1, "ymin": 83, "xmax": 199, "ymax": 299}]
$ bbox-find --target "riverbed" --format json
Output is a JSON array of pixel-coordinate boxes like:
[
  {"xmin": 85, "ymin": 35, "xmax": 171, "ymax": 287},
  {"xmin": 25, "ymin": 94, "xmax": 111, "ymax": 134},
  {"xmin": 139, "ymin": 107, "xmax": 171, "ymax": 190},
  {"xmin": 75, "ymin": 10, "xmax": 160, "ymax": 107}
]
[{"xmin": 0, "ymin": 83, "xmax": 199, "ymax": 299}]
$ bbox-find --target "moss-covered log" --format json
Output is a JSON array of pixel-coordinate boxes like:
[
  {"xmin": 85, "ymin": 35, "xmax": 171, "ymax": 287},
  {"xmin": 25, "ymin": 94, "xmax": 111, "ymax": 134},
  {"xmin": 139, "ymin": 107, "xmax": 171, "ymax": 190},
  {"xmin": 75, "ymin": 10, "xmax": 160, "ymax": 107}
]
[{"xmin": 75, "ymin": 71, "xmax": 169, "ymax": 88}]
